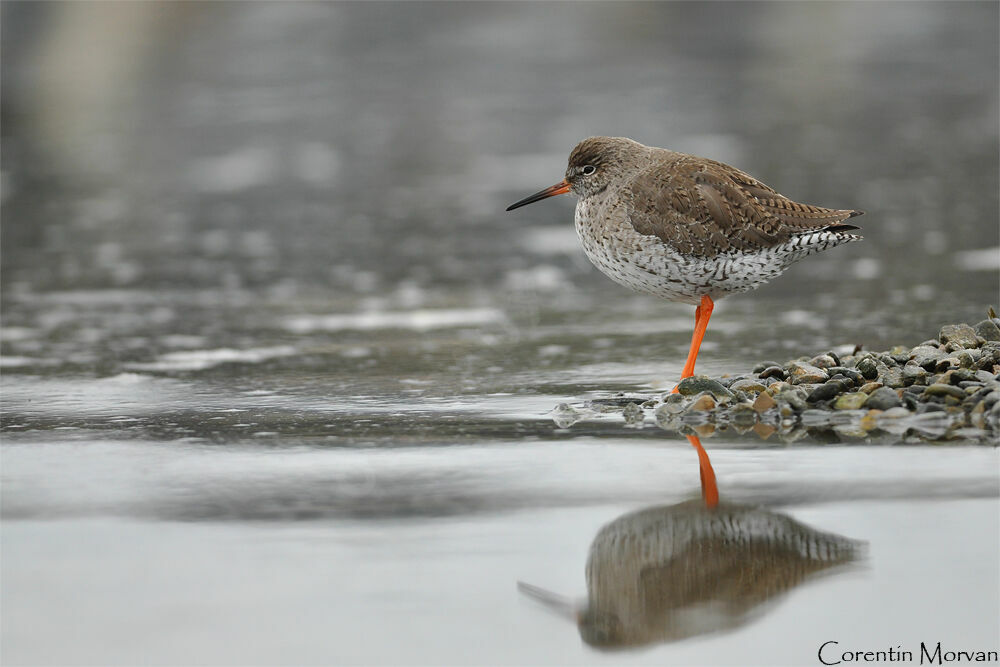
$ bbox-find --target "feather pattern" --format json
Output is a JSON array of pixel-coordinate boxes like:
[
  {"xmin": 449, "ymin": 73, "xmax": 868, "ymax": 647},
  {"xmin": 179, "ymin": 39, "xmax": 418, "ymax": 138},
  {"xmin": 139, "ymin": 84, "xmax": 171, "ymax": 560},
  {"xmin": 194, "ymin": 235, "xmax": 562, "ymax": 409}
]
[{"xmin": 622, "ymin": 154, "xmax": 862, "ymax": 258}]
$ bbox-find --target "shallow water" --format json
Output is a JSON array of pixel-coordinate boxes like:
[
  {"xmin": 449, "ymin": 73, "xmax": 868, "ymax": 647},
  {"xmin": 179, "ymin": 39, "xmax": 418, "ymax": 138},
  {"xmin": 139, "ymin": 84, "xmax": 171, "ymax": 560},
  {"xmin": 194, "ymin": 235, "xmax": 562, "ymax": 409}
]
[{"xmin": 2, "ymin": 3, "xmax": 999, "ymax": 665}]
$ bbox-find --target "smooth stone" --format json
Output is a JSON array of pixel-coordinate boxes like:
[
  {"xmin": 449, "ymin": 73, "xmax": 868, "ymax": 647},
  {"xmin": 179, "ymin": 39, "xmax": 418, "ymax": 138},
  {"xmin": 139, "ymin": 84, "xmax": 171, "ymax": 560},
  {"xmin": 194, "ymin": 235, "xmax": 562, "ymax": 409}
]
[
  {"xmin": 686, "ymin": 394, "xmax": 716, "ymax": 412},
  {"xmin": 902, "ymin": 362, "xmax": 927, "ymax": 384},
  {"xmin": 752, "ymin": 360, "xmax": 783, "ymax": 373},
  {"xmin": 911, "ymin": 345, "xmax": 947, "ymax": 370},
  {"xmin": 875, "ymin": 353, "xmax": 899, "ymax": 367},
  {"xmin": 676, "ymin": 376, "xmax": 735, "ymax": 399},
  {"xmin": 551, "ymin": 403, "xmax": 585, "ymax": 428},
  {"xmin": 939, "ymin": 323, "xmax": 980, "ymax": 349},
  {"xmin": 864, "ymin": 387, "xmax": 902, "ymax": 410},
  {"xmin": 856, "ymin": 356, "xmax": 879, "ymax": 380},
  {"xmin": 809, "ymin": 354, "xmax": 838, "ymax": 369},
  {"xmin": 956, "ymin": 349, "xmax": 980, "ymax": 368},
  {"xmin": 766, "ymin": 381, "xmax": 792, "ymax": 396},
  {"xmin": 974, "ymin": 319, "xmax": 1000, "ymax": 342},
  {"xmin": 827, "ymin": 367, "xmax": 864, "ymax": 385},
  {"xmin": 776, "ymin": 401, "xmax": 796, "ymax": 418},
  {"xmin": 834, "ymin": 392, "xmax": 869, "ymax": 410},
  {"xmin": 729, "ymin": 390, "xmax": 750, "ymax": 404},
  {"xmin": 788, "ymin": 361, "xmax": 830, "ymax": 385},
  {"xmin": 758, "ymin": 365, "xmax": 786, "ymax": 380},
  {"xmin": 730, "ymin": 378, "xmax": 767, "ymax": 394},
  {"xmin": 975, "ymin": 370, "xmax": 996, "ymax": 383},
  {"xmin": 753, "ymin": 391, "xmax": 777, "ymax": 413},
  {"xmin": 976, "ymin": 355, "xmax": 996, "ymax": 371},
  {"xmin": 806, "ymin": 380, "xmax": 848, "ymax": 403},
  {"xmin": 859, "ymin": 381, "xmax": 884, "ymax": 394},
  {"xmin": 777, "ymin": 389, "xmax": 809, "ymax": 412},
  {"xmin": 654, "ymin": 402, "xmax": 686, "ymax": 421},
  {"xmin": 934, "ymin": 357, "xmax": 960, "ymax": 372},
  {"xmin": 922, "ymin": 383, "xmax": 967, "ymax": 400},
  {"xmin": 622, "ymin": 401, "xmax": 644, "ymax": 424},
  {"xmin": 951, "ymin": 368, "xmax": 978, "ymax": 383},
  {"xmin": 879, "ymin": 365, "xmax": 906, "ymax": 389}
]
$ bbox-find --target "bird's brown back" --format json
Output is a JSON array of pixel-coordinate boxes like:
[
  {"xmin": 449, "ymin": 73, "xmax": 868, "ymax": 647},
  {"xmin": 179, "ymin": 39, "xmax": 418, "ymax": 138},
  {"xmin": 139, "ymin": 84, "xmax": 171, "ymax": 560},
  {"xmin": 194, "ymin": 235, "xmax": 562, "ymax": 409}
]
[{"xmin": 620, "ymin": 153, "xmax": 863, "ymax": 258}]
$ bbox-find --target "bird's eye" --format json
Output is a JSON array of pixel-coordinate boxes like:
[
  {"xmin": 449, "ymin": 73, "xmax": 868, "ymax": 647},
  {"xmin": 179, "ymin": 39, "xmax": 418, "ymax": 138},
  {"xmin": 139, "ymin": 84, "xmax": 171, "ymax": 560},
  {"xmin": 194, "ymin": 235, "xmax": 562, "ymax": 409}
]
[{"xmin": 582, "ymin": 165, "xmax": 597, "ymax": 176}]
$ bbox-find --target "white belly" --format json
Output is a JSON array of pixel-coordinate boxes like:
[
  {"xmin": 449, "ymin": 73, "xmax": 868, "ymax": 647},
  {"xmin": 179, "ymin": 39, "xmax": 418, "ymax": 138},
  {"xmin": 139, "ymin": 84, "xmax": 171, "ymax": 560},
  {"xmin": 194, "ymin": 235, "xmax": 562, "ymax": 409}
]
[{"xmin": 573, "ymin": 200, "xmax": 849, "ymax": 305}]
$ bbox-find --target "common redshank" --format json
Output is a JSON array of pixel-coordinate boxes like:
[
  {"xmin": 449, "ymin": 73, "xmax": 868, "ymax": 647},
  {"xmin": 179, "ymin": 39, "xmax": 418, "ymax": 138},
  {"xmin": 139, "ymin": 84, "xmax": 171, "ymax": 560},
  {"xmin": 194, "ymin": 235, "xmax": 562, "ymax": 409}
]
[{"xmin": 506, "ymin": 136, "xmax": 862, "ymax": 391}]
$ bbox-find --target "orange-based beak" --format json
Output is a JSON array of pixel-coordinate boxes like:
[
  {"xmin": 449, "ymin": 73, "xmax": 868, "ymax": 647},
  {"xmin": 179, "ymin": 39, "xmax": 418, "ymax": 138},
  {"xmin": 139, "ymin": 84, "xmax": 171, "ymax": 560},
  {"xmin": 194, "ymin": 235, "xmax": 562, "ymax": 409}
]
[{"xmin": 505, "ymin": 180, "xmax": 571, "ymax": 211}]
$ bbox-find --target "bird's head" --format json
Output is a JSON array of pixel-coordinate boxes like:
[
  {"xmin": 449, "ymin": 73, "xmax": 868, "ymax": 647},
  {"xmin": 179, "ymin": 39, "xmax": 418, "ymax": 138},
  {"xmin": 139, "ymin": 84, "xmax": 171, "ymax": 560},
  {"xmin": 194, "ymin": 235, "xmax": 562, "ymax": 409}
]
[{"xmin": 506, "ymin": 136, "xmax": 647, "ymax": 211}]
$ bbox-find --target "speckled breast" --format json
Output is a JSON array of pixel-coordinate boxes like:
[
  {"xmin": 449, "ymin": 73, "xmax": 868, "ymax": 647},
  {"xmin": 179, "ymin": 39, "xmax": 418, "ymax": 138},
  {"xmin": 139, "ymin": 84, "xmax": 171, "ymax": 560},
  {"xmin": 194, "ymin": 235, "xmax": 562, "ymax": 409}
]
[{"xmin": 573, "ymin": 197, "xmax": 852, "ymax": 305}]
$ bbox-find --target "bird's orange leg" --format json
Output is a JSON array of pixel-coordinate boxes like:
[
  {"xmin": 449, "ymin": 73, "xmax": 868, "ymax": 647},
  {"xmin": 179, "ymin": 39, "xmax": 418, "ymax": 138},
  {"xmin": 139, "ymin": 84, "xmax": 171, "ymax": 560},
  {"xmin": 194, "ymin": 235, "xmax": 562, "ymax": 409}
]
[
  {"xmin": 686, "ymin": 434, "xmax": 719, "ymax": 509},
  {"xmin": 671, "ymin": 295, "xmax": 715, "ymax": 394}
]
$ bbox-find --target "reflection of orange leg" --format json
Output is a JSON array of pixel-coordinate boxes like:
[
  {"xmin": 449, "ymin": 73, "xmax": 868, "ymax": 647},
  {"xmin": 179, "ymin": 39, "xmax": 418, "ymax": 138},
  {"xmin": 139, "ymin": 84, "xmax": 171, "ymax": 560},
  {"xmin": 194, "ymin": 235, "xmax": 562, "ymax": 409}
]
[
  {"xmin": 671, "ymin": 295, "xmax": 715, "ymax": 394},
  {"xmin": 686, "ymin": 434, "xmax": 718, "ymax": 508}
]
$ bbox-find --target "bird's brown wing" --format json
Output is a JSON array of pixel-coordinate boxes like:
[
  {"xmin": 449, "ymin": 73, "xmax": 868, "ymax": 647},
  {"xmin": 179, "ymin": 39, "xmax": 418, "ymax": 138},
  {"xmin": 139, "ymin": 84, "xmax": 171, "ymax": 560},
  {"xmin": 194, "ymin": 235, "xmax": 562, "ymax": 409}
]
[{"xmin": 622, "ymin": 157, "xmax": 862, "ymax": 258}]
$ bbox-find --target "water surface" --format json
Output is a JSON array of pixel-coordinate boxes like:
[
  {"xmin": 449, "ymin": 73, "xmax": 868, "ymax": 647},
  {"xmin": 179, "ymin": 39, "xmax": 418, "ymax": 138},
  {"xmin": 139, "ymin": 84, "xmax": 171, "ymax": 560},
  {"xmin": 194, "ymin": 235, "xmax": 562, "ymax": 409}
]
[{"xmin": 2, "ymin": 3, "xmax": 998, "ymax": 665}]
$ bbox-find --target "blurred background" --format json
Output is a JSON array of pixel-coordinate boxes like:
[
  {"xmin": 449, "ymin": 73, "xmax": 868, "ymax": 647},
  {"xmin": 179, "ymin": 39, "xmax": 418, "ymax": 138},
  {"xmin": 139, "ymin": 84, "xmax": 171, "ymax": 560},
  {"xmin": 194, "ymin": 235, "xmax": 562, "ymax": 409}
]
[
  {"xmin": 2, "ymin": 2, "xmax": 997, "ymax": 357},
  {"xmin": 2, "ymin": 3, "xmax": 998, "ymax": 665}
]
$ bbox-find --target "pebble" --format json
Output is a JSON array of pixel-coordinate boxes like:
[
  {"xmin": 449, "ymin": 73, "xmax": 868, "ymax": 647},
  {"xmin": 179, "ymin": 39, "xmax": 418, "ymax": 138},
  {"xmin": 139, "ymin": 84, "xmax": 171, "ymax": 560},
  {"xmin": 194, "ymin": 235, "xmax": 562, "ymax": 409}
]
[
  {"xmin": 758, "ymin": 365, "xmax": 786, "ymax": 380},
  {"xmin": 879, "ymin": 364, "xmax": 906, "ymax": 389},
  {"xmin": 765, "ymin": 381, "xmax": 790, "ymax": 396},
  {"xmin": 956, "ymin": 349, "xmax": 979, "ymax": 368},
  {"xmin": 809, "ymin": 354, "xmax": 838, "ymax": 369},
  {"xmin": 939, "ymin": 323, "xmax": 981, "ymax": 349},
  {"xmin": 864, "ymin": 387, "xmax": 902, "ymax": 410},
  {"xmin": 622, "ymin": 401, "xmax": 645, "ymax": 426},
  {"xmin": 551, "ymin": 403, "xmax": 585, "ymax": 429},
  {"xmin": 973, "ymin": 319, "xmax": 1000, "ymax": 342},
  {"xmin": 922, "ymin": 383, "xmax": 967, "ymax": 400},
  {"xmin": 686, "ymin": 394, "xmax": 717, "ymax": 412},
  {"xmin": 856, "ymin": 356, "xmax": 879, "ymax": 380},
  {"xmin": 752, "ymin": 361, "xmax": 784, "ymax": 373},
  {"xmin": 611, "ymin": 318, "xmax": 1000, "ymax": 443},
  {"xmin": 934, "ymin": 357, "xmax": 960, "ymax": 373},
  {"xmin": 911, "ymin": 345, "xmax": 947, "ymax": 370},
  {"xmin": 902, "ymin": 362, "xmax": 927, "ymax": 385},
  {"xmin": 974, "ymin": 370, "xmax": 996, "ymax": 383},
  {"xmin": 834, "ymin": 392, "xmax": 869, "ymax": 410},
  {"xmin": 753, "ymin": 391, "xmax": 777, "ymax": 414},
  {"xmin": 730, "ymin": 378, "xmax": 767, "ymax": 394},
  {"xmin": 807, "ymin": 380, "xmax": 848, "ymax": 403},
  {"xmin": 827, "ymin": 367, "xmax": 864, "ymax": 385},
  {"xmin": 788, "ymin": 361, "xmax": 830, "ymax": 385},
  {"xmin": 676, "ymin": 376, "xmax": 735, "ymax": 399}
]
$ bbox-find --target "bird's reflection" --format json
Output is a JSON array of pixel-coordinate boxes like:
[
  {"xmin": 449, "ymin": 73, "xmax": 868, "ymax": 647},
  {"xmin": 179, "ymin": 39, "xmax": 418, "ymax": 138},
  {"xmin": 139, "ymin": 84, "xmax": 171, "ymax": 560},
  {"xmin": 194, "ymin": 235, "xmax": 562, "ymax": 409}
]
[{"xmin": 520, "ymin": 435, "xmax": 864, "ymax": 649}]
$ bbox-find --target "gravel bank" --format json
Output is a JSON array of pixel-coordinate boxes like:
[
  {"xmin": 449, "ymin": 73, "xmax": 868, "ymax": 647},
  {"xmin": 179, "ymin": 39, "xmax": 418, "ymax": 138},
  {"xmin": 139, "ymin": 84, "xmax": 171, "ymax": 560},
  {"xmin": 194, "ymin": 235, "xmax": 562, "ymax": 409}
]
[{"xmin": 553, "ymin": 315, "xmax": 1000, "ymax": 444}]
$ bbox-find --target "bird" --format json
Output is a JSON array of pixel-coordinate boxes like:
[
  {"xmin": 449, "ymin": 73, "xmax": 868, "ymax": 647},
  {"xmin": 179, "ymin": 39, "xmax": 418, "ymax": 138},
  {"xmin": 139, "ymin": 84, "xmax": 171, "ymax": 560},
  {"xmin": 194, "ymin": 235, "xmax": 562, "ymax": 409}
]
[{"xmin": 506, "ymin": 136, "xmax": 862, "ymax": 391}]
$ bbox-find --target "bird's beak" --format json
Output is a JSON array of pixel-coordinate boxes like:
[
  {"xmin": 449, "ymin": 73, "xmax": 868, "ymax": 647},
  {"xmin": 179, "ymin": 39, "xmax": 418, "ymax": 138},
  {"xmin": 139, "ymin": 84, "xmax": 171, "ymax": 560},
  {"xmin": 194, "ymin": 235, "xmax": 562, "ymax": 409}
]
[
  {"xmin": 516, "ymin": 582, "xmax": 579, "ymax": 621},
  {"xmin": 505, "ymin": 180, "xmax": 571, "ymax": 211}
]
